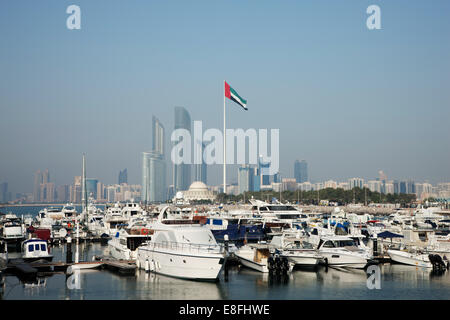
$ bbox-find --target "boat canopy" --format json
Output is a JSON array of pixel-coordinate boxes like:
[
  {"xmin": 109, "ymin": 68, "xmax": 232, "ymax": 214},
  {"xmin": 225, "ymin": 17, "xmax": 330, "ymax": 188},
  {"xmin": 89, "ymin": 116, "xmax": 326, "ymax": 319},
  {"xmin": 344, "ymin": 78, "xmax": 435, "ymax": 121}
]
[{"xmin": 376, "ymin": 231, "xmax": 404, "ymax": 238}]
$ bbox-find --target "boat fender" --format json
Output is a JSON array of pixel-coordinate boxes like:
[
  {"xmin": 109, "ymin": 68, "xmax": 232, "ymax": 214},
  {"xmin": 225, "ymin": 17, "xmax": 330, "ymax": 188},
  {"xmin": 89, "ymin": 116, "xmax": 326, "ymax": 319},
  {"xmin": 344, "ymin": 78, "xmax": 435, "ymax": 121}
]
[{"xmin": 145, "ymin": 259, "xmax": 150, "ymax": 272}]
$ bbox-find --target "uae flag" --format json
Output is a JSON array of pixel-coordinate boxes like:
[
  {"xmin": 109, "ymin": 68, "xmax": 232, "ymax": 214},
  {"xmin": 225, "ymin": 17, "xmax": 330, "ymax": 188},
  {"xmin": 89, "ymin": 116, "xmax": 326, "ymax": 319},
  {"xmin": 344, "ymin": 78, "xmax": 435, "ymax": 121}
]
[{"xmin": 225, "ymin": 81, "xmax": 247, "ymax": 110}]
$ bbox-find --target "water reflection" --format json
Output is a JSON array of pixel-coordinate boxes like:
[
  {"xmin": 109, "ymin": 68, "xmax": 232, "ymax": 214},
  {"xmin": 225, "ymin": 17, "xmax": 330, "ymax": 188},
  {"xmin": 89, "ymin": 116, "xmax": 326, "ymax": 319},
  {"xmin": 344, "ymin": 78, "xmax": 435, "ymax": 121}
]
[{"xmin": 3, "ymin": 243, "xmax": 450, "ymax": 299}]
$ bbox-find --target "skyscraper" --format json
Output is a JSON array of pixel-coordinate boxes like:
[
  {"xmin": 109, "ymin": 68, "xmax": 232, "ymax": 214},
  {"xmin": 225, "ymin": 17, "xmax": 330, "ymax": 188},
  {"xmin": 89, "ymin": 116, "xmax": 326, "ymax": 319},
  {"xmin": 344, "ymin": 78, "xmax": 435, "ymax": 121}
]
[
  {"xmin": 118, "ymin": 169, "xmax": 128, "ymax": 184},
  {"xmin": 238, "ymin": 165, "xmax": 254, "ymax": 194},
  {"xmin": 294, "ymin": 160, "xmax": 308, "ymax": 183},
  {"xmin": 141, "ymin": 115, "xmax": 167, "ymax": 203},
  {"xmin": 259, "ymin": 156, "xmax": 271, "ymax": 186},
  {"xmin": 173, "ymin": 106, "xmax": 191, "ymax": 191},
  {"xmin": 86, "ymin": 179, "xmax": 98, "ymax": 199},
  {"xmin": 33, "ymin": 170, "xmax": 42, "ymax": 202},
  {"xmin": 42, "ymin": 169, "xmax": 50, "ymax": 184},
  {"xmin": 194, "ymin": 142, "xmax": 207, "ymax": 185},
  {"xmin": 152, "ymin": 115, "xmax": 165, "ymax": 155},
  {"xmin": 0, "ymin": 182, "xmax": 8, "ymax": 203},
  {"xmin": 142, "ymin": 151, "xmax": 167, "ymax": 203}
]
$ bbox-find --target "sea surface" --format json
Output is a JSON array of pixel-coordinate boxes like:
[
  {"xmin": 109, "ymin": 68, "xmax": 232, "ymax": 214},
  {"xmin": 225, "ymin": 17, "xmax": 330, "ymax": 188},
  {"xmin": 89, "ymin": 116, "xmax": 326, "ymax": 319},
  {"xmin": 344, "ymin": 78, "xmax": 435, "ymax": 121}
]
[{"xmin": 1, "ymin": 242, "xmax": 450, "ymax": 300}]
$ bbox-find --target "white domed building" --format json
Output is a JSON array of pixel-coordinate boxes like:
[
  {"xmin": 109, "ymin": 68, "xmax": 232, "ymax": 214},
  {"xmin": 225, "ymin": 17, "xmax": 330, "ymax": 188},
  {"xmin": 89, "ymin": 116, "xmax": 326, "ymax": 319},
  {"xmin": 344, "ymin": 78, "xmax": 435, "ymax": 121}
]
[{"xmin": 180, "ymin": 181, "xmax": 216, "ymax": 202}]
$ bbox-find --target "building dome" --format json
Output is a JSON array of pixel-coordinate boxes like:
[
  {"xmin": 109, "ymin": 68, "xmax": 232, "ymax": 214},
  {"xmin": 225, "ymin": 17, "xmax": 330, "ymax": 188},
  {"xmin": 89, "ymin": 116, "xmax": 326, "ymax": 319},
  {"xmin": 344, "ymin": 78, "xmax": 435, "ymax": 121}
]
[
  {"xmin": 176, "ymin": 181, "xmax": 216, "ymax": 202},
  {"xmin": 188, "ymin": 181, "xmax": 209, "ymax": 192}
]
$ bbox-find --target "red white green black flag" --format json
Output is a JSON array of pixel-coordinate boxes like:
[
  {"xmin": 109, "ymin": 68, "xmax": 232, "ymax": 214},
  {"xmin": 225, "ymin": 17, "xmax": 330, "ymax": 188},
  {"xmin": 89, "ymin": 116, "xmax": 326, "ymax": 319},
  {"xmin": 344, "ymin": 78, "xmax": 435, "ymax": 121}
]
[{"xmin": 224, "ymin": 81, "xmax": 247, "ymax": 110}]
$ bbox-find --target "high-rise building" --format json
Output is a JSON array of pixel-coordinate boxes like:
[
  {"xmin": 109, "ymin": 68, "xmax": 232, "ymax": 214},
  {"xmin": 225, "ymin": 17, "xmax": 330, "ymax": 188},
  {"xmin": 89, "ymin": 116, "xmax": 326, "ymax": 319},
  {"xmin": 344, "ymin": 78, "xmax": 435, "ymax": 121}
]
[
  {"xmin": 118, "ymin": 169, "xmax": 128, "ymax": 185},
  {"xmin": 141, "ymin": 115, "xmax": 167, "ymax": 203},
  {"xmin": 294, "ymin": 160, "xmax": 308, "ymax": 183},
  {"xmin": 33, "ymin": 170, "xmax": 42, "ymax": 202},
  {"xmin": 0, "ymin": 182, "xmax": 8, "ymax": 203},
  {"xmin": 238, "ymin": 165, "xmax": 254, "ymax": 194},
  {"xmin": 348, "ymin": 178, "xmax": 364, "ymax": 189},
  {"xmin": 71, "ymin": 176, "xmax": 82, "ymax": 203},
  {"xmin": 56, "ymin": 185, "xmax": 70, "ymax": 202},
  {"xmin": 173, "ymin": 107, "xmax": 191, "ymax": 191},
  {"xmin": 42, "ymin": 169, "xmax": 50, "ymax": 184},
  {"xmin": 142, "ymin": 151, "xmax": 167, "ymax": 203},
  {"xmin": 152, "ymin": 115, "xmax": 165, "ymax": 155},
  {"xmin": 194, "ymin": 142, "xmax": 207, "ymax": 185},
  {"xmin": 86, "ymin": 179, "xmax": 98, "ymax": 199},
  {"xmin": 259, "ymin": 156, "xmax": 271, "ymax": 186}
]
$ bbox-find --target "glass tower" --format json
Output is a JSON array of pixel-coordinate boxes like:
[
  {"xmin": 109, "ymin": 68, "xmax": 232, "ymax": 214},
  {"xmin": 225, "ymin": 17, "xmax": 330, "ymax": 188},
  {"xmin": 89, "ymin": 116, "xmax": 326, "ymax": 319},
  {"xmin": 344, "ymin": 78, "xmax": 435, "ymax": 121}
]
[
  {"xmin": 294, "ymin": 160, "xmax": 308, "ymax": 183},
  {"xmin": 173, "ymin": 106, "xmax": 191, "ymax": 191}
]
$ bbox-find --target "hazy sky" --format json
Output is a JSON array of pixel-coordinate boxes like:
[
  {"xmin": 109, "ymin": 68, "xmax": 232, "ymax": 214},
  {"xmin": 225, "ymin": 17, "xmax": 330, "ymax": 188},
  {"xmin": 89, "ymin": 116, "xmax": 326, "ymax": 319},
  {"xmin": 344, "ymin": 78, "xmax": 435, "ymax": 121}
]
[{"xmin": 1, "ymin": 0, "xmax": 449, "ymax": 194}]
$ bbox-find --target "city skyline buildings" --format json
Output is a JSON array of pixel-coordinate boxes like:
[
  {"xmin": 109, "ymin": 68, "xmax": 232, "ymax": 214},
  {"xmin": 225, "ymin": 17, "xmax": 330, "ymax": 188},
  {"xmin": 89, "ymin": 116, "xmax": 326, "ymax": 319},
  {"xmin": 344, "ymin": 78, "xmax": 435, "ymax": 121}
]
[
  {"xmin": 173, "ymin": 106, "xmax": 192, "ymax": 192},
  {"xmin": 141, "ymin": 115, "xmax": 167, "ymax": 203}
]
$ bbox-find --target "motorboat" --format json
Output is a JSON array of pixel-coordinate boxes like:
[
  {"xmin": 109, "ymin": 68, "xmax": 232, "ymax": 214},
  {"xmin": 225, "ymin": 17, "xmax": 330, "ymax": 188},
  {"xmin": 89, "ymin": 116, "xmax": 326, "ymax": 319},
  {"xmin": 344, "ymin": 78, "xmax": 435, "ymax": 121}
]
[
  {"xmin": 270, "ymin": 233, "xmax": 322, "ymax": 267},
  {"xmin": 37, "ymin": 207, "xmax": 64, "ymax": 221},
  {"xmin": 108, "ymin": 228, "xmax": 152, "ymax": 260},
  {"xmin": 234, "ymin": 243, "xmax": 271, "ymax": 273},
  {"xmin": 136, "ymin": 206, "xmax": 225, "ymax": 281},
  {"xmin": 387, "ymin": 249, "xmax": 432, "ymax": 268},
  {"xmin": 317, "ymin": 235, "xmax": 371, "ymax": 269},
  {"xmin": 121, "ymin": 200, "xmax": 147, "ymax": 218},
  {"xmin": 0, "ymin": 214, "xmax": 25, "ymax": 247},
  {"xmin": 21, "ymin": 238, "xmax": 53, "ymax": 262},
  {"xmin": 62, "ymin": 203, "xmax": 77, "ymax": 218}
]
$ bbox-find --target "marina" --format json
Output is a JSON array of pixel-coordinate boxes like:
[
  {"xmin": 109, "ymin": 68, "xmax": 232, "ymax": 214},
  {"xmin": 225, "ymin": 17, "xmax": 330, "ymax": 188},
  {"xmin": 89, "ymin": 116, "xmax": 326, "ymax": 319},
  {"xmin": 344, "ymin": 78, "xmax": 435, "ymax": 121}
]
[{"xmin": 1, "ymin": 200, "xmax": 450, "ymax": 300}]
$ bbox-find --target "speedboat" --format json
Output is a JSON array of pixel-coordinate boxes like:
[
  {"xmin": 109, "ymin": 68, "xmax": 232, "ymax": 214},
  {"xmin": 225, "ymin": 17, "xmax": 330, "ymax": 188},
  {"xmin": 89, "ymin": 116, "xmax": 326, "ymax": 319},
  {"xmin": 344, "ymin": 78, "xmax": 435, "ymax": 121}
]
[
  {"xmin": 136, "ymin": 206, "xmax": 225, "ymax": 281},
  {"xmin": 21, "ymin": 238, "xmax": 53, "ymax": 262},
  {"xmin": 234, "ymin": 243, "xmax": 271, "ymax": 273},
  {"xmin": 317, "ymin": 235, "xmax": 371, "ymax": 269},
  {"xmin": 387, "ymin": 249, "xmax": 432, "ymax": 268},
  {"xmin": 270, "ymin": 234, "xmax": 322, "ymax": 268}
]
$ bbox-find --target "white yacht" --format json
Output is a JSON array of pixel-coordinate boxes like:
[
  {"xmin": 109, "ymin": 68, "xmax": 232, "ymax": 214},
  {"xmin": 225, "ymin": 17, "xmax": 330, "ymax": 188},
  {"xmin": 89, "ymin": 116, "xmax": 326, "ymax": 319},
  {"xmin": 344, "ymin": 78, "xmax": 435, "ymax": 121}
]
[
  {"xmin": 22, "ymin": 239, "xmax": 53, "ymax": 262},
  {"xmin": 62, "ymin": 203, "xmax": 77, "ymax": 218},
  {"xmin": 36, "ymin": 207, "xmax": 65, "ymax": 222},
  {"xmin": 387, "ymin": 249, "xmax": 432, "ymax": 268},
  {"xmin": 270, "ymin": 233, "xmax": 322, "ymax": 267},
  {"xmin": 102, "ymin": 203, "xmax": 129, "ymax": 236},
  {"xmin": 317, "ymin": 235, "xmax": 371, "ymax": 269},
  {"xmin": 136, "ymin": 206, "xmax": 225, "ymax": 281},
  {"xmin": 108, "ymin": 228, "xmax": 152, "ymax": 260},
  {"xmin": 0, "ymin": 214, "xmax": 25, "ymax": 246},
  {"xmin": 121, "ymin": 200, "xmax": 147, "ymax": 219}
]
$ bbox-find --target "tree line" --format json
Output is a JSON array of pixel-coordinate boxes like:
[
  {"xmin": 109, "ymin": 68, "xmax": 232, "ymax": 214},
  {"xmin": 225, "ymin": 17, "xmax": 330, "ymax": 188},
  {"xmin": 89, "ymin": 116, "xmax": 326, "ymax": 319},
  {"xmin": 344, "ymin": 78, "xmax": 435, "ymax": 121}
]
[{"xmin": 216, "ymin": 187, "xmax": 416, "ymax": 206}]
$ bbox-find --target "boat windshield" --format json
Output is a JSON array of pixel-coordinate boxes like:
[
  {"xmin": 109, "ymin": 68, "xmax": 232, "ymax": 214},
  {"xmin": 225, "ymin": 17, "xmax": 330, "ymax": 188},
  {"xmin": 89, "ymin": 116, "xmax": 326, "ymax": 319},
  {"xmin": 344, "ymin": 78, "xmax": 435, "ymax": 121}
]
[{"xmin": 334, "ymin": 240, "xmax": 357, "ymax": 248}]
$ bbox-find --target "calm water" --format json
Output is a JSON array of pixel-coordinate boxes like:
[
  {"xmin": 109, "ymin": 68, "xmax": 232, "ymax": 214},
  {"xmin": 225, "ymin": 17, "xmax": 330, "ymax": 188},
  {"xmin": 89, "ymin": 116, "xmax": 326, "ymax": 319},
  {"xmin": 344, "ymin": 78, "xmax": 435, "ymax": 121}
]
[{"xmin": 1, "ymin": 242, "xmax": 450, "ymax": 300}]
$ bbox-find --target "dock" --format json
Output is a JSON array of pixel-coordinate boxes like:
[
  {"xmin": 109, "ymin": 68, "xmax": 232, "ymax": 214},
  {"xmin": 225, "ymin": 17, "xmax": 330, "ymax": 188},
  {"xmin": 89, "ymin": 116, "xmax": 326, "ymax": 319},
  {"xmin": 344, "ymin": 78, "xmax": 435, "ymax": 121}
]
[{"xmin": 102, "ymin": 260, "xmax": 136, "ymax": 275}]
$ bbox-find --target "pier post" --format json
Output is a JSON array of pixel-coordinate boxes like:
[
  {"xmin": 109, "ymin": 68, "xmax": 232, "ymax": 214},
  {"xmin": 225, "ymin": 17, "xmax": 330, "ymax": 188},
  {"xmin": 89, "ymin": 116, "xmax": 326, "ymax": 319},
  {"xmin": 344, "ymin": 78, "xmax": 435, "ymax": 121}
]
[
  {"xmin": 224, "ymin": 235, "xmax": 229, "ymax": 282},
  {"xmin": 373, "ymin": 237, "xmax": 378, "ymax": 257},
  {"xmin": 66, "ymin": 237, "xmax": 73, "ymax": 264}
]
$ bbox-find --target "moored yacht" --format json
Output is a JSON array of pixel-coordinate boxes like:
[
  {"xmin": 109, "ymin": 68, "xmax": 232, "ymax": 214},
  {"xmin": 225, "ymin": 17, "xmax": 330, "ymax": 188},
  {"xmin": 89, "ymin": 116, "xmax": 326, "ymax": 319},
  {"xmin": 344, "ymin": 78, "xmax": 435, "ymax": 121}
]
[
  {"xmin": 108, "ymin": 228, "xmax": 152, "ymax": 260},
  {"xmin": 136, "ymin": 206, "xmax": 225, "ymax": 281},
  {"xmin": 317, "ymin": 235, "xmax": 371, "ymax": 269}
]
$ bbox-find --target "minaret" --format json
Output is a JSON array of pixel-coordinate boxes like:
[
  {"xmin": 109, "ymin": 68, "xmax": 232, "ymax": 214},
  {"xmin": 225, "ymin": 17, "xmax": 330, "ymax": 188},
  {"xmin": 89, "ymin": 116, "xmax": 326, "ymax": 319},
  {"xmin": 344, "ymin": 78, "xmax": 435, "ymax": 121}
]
[{"xmin": 81, "ymin": 153, "xmax": 87, "ymax": 214}]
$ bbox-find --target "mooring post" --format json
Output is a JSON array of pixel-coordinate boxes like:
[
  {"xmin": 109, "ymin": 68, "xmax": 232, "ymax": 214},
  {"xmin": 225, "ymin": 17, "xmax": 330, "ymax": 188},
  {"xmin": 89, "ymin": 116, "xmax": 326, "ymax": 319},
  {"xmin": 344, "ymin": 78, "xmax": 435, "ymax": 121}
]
[
  {"xmin": 224, "ymin": 234, "xmax": 229, "ymax": 282},
  {"xmin": 66, "ymin": 236, "xmax": 73, "ymax": 264}
]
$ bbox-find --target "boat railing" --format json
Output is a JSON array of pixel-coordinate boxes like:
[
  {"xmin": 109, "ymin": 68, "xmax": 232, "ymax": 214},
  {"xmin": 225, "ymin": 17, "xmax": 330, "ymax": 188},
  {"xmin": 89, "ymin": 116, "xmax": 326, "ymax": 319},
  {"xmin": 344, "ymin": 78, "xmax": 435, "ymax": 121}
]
[{"xmin": 146, "ymin": 241, "xmax": 224, "ymax": 254}]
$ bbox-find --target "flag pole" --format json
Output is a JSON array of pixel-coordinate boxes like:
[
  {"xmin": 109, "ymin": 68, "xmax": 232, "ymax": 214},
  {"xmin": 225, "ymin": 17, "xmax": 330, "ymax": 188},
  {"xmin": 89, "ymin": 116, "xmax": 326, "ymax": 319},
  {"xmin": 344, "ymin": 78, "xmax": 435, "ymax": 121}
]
[{"xmin": 223, "ymin": 80, "xmax": 226, "ymax": 195}]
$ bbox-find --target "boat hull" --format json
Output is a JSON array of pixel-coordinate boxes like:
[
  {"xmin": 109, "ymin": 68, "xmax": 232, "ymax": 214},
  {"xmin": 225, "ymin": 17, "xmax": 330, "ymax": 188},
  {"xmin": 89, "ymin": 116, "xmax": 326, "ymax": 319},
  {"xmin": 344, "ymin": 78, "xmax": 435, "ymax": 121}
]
[
  {"xmin": 137, "ymin": 247, "xmax": 224, "ymax": 281},
  {"xmin": 320, "ymin": 252, "xmax": 368, "ymax": 269},
  {"xmin": 235, "ymin": 253, "xmax": 269, "ymax": 273},
  {"xmin": 387, "ymin": 250, "xmax": 432, "ymax": 268}
]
